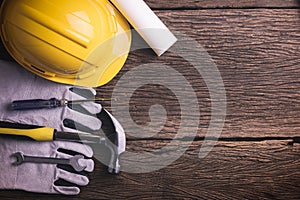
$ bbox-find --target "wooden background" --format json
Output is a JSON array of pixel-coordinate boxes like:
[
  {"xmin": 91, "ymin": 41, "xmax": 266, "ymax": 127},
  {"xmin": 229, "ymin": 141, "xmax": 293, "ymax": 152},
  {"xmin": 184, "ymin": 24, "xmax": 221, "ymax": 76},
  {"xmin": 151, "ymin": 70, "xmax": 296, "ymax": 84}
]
[{"xmin": 1, "ymin": 0, "xmax": 300, "ymax": 199}]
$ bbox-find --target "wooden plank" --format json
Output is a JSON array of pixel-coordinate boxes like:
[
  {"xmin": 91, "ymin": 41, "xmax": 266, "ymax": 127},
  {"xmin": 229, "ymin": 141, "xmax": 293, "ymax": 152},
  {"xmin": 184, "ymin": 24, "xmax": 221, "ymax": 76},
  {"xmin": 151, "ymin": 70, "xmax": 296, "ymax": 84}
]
[
  {"xmin": 96, "ymin": 9, "xmax": 300, "ymax": 139},
  {"xmin": 0, "ymin": 2, "xmax": 299, "ymax": 200},
  {"xmin": 0, "ymin": 9, "xmax": 299, "ymax": 136},
  {"xmin": 0, "ymin": 140, "xmax": 299, "ymax": 199},
  {"xmin": 0, "ymin": 0, "xmax": 298, "ymax": 9},
  {"xmin": 145, "ymin": 0, "xmax": 299, "ymax": 9}
]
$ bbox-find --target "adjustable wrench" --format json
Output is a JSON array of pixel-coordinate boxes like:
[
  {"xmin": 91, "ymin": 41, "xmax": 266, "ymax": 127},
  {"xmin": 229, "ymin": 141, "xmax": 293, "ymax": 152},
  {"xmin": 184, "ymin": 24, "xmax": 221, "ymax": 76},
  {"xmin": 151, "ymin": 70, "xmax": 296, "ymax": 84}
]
[{"xmin": 12, "ymin": 152, "xmax": 87, "ymax": 172}]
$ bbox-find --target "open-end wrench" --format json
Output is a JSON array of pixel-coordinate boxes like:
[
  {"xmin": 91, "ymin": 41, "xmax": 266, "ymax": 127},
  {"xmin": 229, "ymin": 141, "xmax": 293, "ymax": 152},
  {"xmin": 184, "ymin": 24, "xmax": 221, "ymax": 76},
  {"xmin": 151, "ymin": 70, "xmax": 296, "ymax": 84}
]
[{"xmin": 12, "ymin": 152, "xmax": 87, "ymax": 172}]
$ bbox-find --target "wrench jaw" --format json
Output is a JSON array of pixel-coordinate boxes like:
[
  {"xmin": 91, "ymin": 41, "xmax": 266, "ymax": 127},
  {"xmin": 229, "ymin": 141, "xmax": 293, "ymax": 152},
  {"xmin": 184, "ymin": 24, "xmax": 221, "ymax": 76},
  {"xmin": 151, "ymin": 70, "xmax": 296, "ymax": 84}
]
[
  {"xmin": 11, "ymin": 152, "xmax": 25, "ymax": 166},
  {"xmin": 69, "ymin": 155, "xmax": 87, "ymax": 172}
]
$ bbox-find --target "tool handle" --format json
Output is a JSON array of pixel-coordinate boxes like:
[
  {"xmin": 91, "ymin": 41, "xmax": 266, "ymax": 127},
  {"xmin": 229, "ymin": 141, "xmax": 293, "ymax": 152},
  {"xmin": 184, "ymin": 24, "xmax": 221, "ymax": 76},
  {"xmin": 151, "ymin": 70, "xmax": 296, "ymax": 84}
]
[
  {"xmin": 0, "ymin": 126, "xmax": 55, "ymax": 141},
  {"xmin": 11, "ymin": 98, "xmax": 61, "ymax": 110},
  {"xmin": 0, "ymin": 123, "xmax": 104, "ymax": 143},
  {"xmin": 54, "ymin": 131, "xmax": 105, "ymax": 143}
]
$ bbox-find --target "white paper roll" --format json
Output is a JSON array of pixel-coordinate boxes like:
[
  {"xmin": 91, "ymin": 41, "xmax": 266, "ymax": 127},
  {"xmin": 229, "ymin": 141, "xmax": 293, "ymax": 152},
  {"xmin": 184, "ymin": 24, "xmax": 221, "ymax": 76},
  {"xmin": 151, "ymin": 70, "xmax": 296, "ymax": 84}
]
[{"xmin": 110, "ymin": 0, "xmax": 177, "ymax": 56}]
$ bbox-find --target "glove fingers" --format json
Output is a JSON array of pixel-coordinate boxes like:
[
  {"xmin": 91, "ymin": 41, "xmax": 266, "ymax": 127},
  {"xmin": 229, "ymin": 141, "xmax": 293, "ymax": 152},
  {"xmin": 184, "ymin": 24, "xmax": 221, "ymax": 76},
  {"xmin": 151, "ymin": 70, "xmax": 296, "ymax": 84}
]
[
  {"xmin": 80, "ymin": 101, "xmax": 102, "ymax": 115},
  {"xmin": 53, "ymin": 185, "xmax": 80, "ymax": 195},
  {"xmin": 56, "ymin": 168, "xmax": 89, "ymax": 186},
  {"xmin": 55, "ymin": 141, "xmax": 94, "ymax": 158},
  {"xmin": 78, "ymin": 158, "xmax": 94, "ymax": 173},
  {"xmin": 56, "ymin": 152, "xmax": 95, "ymax": 172},
  {"xmin": 65, "ymin": 109, "xmax": 102, "ymax": 131},
  {"xmin": 69, "ymin": 87, "xmax": 96, "ymax": 98},
  {"xmin": 68, "ymin": 92, "xmax": 102, "ymax": 114}
]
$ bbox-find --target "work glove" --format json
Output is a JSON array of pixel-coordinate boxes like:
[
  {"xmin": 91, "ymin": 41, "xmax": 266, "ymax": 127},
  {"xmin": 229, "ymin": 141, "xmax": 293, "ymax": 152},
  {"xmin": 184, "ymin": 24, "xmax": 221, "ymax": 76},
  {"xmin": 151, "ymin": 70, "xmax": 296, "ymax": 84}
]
[
  {"xmin": 0, "ymin": 60, "xmax": 126, "ymax": 173},
  {"xmin": 0, "ymin": 60, "xmax": 102, "ymax": 133},
  {"xmin": 0, "ymin": 135, "xmax": 94, "ymax": 195}
]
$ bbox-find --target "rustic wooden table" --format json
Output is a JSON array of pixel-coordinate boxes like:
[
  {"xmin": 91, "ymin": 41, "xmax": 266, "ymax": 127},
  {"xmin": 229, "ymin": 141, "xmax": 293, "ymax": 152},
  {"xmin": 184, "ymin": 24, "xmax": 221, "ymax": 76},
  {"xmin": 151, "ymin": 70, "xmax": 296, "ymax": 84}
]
[{"xmin": 0, "ymin": 0, "xmax": 300, "ymax": 199}]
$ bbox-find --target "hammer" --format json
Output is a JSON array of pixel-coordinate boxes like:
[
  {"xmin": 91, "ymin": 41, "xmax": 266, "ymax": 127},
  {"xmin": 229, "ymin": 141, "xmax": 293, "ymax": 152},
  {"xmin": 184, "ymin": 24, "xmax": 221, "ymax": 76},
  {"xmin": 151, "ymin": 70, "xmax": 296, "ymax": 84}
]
[
  {"xmin": 0, "ymin": 116, "xmax": 126, "ymax": 174},
  {"xmin": 97, "ymin": 108, "xmax": 126, "ymax": 174}
]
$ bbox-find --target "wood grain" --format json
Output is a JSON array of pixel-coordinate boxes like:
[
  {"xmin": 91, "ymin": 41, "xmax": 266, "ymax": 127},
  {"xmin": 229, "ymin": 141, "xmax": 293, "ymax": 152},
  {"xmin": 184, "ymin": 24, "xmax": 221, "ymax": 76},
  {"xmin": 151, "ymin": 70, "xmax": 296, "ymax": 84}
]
[
  {"xmin": 0, "ymin": 140, "xmax": 299, "ymax": 199},
  {"xmin": 145, "ymin": 0, "xmax": 299, "ymax": 9},
  {"xmin": 0, "ymin": 6, "xmax": 300, "ymax": 200},
  {"xmin": 3, "ymin": 10, "xmax": 300, "ymax": 138},
  {"xmin": 97, "ymin": 9, "xmax": 300, "ymax": 139},
  {"xmin": 0, "ymin": 0, "xmax": 298, "ymax": 10}
]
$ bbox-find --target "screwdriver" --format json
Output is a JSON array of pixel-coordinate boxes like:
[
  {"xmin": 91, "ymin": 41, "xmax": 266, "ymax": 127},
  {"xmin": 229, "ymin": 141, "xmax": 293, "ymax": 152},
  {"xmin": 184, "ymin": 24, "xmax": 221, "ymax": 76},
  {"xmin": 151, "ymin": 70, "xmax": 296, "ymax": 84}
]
[
  {"xmin": 0, "ymin": 126, "xmax": 105, "ymax": 143},
  {"xmin": 11, "ymin": 98, "xmax": 113, "ymax": 111}
]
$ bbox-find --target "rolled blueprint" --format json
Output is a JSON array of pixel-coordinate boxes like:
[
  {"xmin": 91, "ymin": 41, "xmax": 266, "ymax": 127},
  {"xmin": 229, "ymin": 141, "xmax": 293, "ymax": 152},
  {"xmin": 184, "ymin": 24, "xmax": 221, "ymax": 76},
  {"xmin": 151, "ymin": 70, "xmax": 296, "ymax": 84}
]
[{"xmin": 110, "ymin": 0, "xmax": 177, "ymax": 56}]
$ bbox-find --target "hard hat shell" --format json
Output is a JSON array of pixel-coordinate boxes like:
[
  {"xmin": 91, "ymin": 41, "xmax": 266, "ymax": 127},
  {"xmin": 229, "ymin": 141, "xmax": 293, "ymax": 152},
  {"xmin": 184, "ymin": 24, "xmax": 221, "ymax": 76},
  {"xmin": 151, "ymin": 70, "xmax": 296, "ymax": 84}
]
[{"xmin": 0, "ymin": 0, "xmax": 131, "ymax": 87}]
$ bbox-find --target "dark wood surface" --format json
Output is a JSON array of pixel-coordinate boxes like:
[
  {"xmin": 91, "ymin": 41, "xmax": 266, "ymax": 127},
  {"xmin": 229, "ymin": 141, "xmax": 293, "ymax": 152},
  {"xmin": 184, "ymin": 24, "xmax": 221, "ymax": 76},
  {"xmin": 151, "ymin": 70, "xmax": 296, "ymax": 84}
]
[
  {"xmin": 145, "ymin": 0, "xmax": 299, "ymax": 9},
  {"xmin": 0, "ymin": 0, "xmax": 300, "ymax": 199}
]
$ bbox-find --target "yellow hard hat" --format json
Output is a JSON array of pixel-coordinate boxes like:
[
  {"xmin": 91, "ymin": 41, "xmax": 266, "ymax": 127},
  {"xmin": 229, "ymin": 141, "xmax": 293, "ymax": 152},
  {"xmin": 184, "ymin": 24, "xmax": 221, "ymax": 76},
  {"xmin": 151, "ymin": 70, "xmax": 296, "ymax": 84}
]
[{"xmin": 0, "ymin": 0, "xmax": 131, "ymax": 87}]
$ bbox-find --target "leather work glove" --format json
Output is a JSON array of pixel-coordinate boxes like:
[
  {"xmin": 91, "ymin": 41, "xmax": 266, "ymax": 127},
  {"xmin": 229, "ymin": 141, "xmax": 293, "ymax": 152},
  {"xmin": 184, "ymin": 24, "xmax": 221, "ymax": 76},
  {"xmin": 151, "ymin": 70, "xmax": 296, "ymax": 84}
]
[
  {"xmin": 0, "ymin": 135, "xmax": 94, "ymax": 195},
  {"xmin": 0, "ymin": 60, "xmax": 102, "ymax": 133},
  {"xmin": 0, "ymin": 60, "xmax": 126, "ymax": 173}
]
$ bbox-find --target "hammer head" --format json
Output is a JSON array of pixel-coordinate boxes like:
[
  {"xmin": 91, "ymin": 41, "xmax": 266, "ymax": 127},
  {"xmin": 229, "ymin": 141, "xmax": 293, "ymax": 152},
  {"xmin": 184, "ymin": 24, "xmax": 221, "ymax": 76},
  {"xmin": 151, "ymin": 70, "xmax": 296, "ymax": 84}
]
[{"xmin": 97, "ymin": 108, "xmax": 126, "ymax": 174}]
